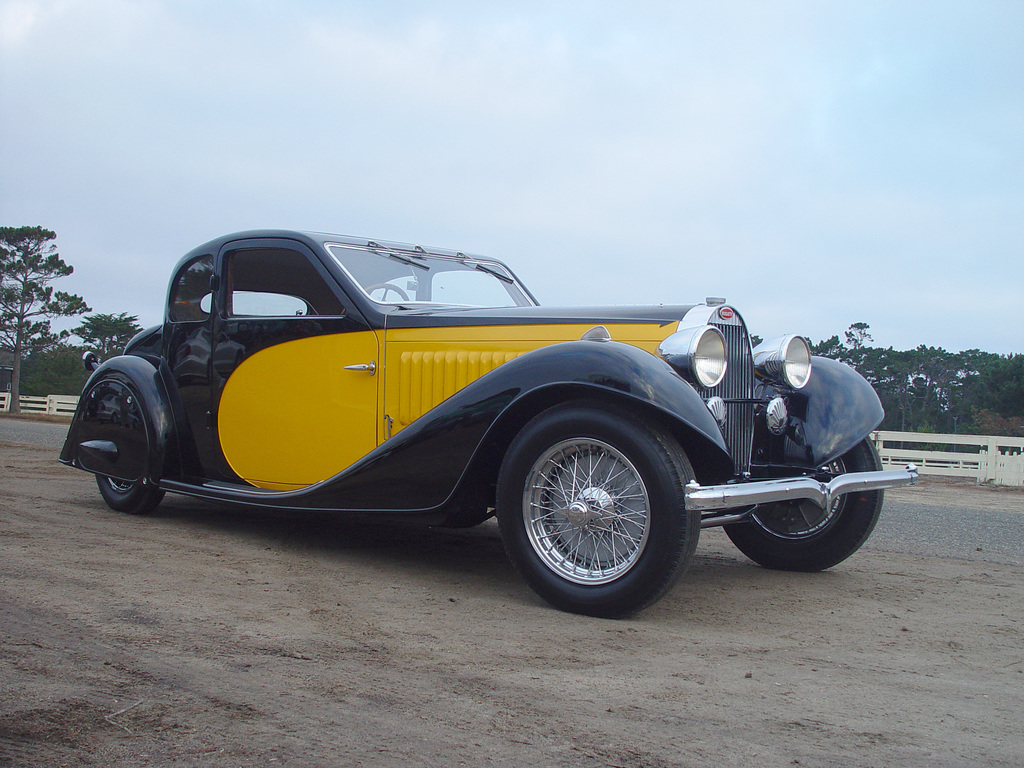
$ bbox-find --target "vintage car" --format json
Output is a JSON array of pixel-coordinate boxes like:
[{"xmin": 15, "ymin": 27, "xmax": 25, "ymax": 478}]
[{"xmin": 61, "ymin": 230, "xmax": 917, "ymax": 617}]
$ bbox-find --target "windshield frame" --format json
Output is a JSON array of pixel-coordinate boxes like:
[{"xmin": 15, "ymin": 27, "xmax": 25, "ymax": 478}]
[{"xmin": 324, "ymin": 242, "xmax": 538, "ymax": 309}]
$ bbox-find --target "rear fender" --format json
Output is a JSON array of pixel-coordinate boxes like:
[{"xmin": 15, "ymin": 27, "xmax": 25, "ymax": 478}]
[{"xmin": 59, "ymin": 356, "xmax": 177, "ymax": 484}]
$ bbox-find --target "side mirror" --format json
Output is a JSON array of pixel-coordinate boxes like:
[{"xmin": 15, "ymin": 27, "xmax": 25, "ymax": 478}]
[{"xmin": 83, "ymin": 351, "xmax": 101, "ymax": 372}]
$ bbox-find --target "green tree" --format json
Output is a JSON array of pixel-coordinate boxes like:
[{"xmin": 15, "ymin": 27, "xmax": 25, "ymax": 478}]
[
  {"xmin": 0, "ymin": 226, "xmax": 90, "ymax": 413},
  {"xmin": 973, "ymin": 353, "xmax": 1024, "ymax": 435},
  {"xmin": 19, "ymin": 343, "xmax": 90, "ymax": 397},
  {"xmin": 811, "ymin": 334, "xmax": 846, "ymax": 362},
  {"xmin": 74, "ymin": 312, "xmax": 143, "ymax": 358}
]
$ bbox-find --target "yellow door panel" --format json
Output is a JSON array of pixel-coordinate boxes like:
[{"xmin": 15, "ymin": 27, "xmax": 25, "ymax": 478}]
[
  {"xmin": 384, "ymin": 322, "xmax": 674, "ymax": 432},
  {"xmin": 218, "ymin": 331, "xmax": 380, "ymax": 489}
]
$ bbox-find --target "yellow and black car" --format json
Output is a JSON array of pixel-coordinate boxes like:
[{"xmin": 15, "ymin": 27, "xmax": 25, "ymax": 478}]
[{"xmin": 61, "ymin": 230, "xmax": 917, "ymax": 617}]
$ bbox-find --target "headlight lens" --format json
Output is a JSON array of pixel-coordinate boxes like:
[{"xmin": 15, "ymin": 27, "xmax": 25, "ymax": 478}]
[
  {"xmin": 753, "ymin": 334, "xmax": 812, "ymax": 389},
  {"xmin": 782, "ymin": 336, "xmax": 811, "ymax": 388},
  {"xmin": 659, "ymin": 325, "xmax": 728, "ymax": 388},
  {"xmin": 692, "ymin": 327, "xmax": 727, "ymax": 388}
]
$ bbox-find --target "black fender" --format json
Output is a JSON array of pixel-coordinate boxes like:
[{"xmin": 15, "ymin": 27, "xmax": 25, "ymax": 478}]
[
  {"xmin": 286, "ymin": 340, "xmax": 733, "ymax": 516},
  {"xmin": 59, "ymin": 355, "xmax": 178, "ymax": 485},
  {"xmin": 770, "ymin": 356, "xmax": 884, "ymax": 469}
]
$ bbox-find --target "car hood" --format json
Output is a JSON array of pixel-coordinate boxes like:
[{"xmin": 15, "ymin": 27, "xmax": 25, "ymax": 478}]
[{"xmin": 385, "ymin": 304, "xmax": 699, "ymax": 329}]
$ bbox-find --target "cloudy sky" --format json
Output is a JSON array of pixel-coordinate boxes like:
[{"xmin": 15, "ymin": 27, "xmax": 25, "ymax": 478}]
[{"xmin": 2, "ymin": 0, "xmax": 1021, "ymax": 353}]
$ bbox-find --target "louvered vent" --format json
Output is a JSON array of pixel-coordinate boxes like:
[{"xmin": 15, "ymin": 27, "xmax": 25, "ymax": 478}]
[{"xmin": 396, "ymin": 349, "xmax": 520, "ymax": 426}]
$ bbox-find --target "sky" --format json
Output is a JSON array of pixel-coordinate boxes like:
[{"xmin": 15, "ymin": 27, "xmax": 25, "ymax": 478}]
[{"xmin": 1, "ymin": 0, "xmax": 1021, "ymax": 354}]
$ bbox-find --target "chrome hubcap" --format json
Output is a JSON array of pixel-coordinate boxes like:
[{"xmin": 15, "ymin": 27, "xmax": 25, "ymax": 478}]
[{"xmin": 523, "ymin": 439, "xmax": 650, "ymax": 585}]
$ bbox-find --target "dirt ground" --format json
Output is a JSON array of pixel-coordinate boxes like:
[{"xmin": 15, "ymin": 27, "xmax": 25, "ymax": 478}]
[{"xmin": 1, "ymin": 439, "xmax": 1022, "ymax": 768}]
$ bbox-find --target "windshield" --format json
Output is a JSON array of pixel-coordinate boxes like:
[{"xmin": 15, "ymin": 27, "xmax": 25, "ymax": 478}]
[{"xmin": 325, "ymin": 243, "xmax": 535, "ymax": 308}]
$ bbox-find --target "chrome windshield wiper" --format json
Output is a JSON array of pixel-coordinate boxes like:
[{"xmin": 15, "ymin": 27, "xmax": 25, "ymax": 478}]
[
  {"xmin": 470, "ymin": 261, "xmax": 513, "ymax": 283},
  {"xmin": 386, "ymin": 251, "xmax": 430, "ymax": 270},
  {"xmin": 367, "ymin": 241, "xmax": 430, "ymax": 270}
]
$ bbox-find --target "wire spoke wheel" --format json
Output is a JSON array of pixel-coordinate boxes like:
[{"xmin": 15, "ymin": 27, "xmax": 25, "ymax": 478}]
[
  {"xmin": 725, "ymin": 439, "xmax": 884, "ymax": 572},
  {"xmin": 497, "ymin": 402, "xmax": 700, "ymax": 618},
  {"xmin": 95, "ymin": 474, "xmax": 164, "ymax": 515},
  {"xmin": 105, "ymin": 477, "xmax": 136, "ymax": 494},
  {"xmin": 750, "ymin": 459, "xmax": 846, "ymax": 539},
  {"xmin": 524, "ymin": 438, "xmax": 650, "ymax": 584}
]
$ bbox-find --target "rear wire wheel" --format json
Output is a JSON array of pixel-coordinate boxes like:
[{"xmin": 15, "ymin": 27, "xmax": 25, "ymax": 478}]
[
  {"xmin": 96, "ymin": 475, "xmax": 165, "ymax": 515},
  {"xmin": 497, "ymin": 402, "xmax": 700, "ymax": 618},
  {"xmin": 724, "ymin": 439, "xmax": 883, "ymax": 571}
]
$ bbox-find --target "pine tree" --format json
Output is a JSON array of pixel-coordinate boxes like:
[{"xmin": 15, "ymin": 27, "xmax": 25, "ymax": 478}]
[{"xmin": 0, "ymin": 227, "xmax": 90, "ymax": 413}]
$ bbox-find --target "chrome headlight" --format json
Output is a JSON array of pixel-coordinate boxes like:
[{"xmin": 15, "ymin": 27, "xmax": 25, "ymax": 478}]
[
  {"xmin": 658, "ymin": 325, "xmax": 727, "ymax": 388},
  {"xmin": 753, "ymin": 334, "xmax": 812, "ymax": 389}
]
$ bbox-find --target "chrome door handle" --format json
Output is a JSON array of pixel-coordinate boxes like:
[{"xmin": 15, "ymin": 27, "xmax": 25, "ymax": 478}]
[{"xmin": 344, "ymin": 361, "xmax": 376, "ymax": 375}]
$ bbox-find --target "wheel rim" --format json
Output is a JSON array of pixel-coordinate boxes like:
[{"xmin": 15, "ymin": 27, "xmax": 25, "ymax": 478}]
[
  {"xmin": 106, "ymin": 477, "xmax": 134, "ymax": 494},
  {"xmin": 523, "ymin": 438, "xmax": 650, "ymax": 585},
  {"xmin": 751, "ymin": 457, "xmax": 847, "ymax": 539}
]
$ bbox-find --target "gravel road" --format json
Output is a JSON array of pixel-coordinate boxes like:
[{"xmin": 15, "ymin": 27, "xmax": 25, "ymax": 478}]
[{"xmin": 2, "ymin": 419, "xmax": 1022, "ymax": 767}]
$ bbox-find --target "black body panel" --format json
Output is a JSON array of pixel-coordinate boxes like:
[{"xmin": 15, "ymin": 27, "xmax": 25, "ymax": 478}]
[
  {"xmin": 779, "ymin": 356, "xmax": 885, "ymax": 468},
  {"xmin": 60, "ymin": 356, "xmax": 179, "ymax": 484},
  {"xmin": 384, "ymin": 304, "xmax": 695, "ymax": 329}
]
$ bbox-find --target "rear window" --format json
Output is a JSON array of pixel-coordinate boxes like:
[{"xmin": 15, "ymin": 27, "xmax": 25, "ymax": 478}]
[{"xmin": 168, "ymin": 255, "xmax": 214, "ymax": 322}]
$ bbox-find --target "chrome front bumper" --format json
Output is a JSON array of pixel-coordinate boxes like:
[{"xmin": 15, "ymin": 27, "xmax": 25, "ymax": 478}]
[{"xmin": 685, "ymin": 464, "xmax": 919, "ymax": 518}]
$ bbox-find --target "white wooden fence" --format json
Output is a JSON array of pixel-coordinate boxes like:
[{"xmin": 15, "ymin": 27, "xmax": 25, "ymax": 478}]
[
  {"xmin": 2, "ymin": 392, "xmax": 1022, "ymax": 487},
  {"xmin": 874, "ymin": 430, "xmax": 1024, "ymax": 488},
  {"xmin": 0, "ymin": 392, "xmax": 80, "ymax": 417}
]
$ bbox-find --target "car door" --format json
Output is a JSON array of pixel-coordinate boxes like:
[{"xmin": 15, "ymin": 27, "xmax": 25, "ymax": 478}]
[{"xmin": 210, "ymin": 238, "xmax": 380, "ymax": 490}]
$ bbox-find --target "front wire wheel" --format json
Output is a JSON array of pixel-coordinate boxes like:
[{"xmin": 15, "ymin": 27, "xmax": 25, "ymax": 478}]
[
  {"xmin": 524, "ymin": 438, "xmax": 651, "ymax": 585},
  {"xmin": 724, "ymin": 438, "xmax": 884, "ymax": 571},
  {"xmin": 497, "ymin": 402, "xmax": 700, "ymax": 618}
]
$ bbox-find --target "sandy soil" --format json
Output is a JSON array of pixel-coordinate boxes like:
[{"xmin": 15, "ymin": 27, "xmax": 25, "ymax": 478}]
[{"xmin": 1, "ymin": 440, "xmax": 1022, "ymax": 767}]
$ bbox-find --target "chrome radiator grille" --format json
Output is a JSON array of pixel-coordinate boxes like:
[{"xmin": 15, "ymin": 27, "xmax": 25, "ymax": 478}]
[{"xmin": 698, "ymin": 318, "xmax": 755, "ymax": 473}]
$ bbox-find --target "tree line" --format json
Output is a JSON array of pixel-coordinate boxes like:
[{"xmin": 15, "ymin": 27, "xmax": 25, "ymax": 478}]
[
  {"xmin": 812, "ymin": 322, "xmax": 1024, "ymax": 437},
  {"xmin": 2, "ymin": 226, "xmax": 1023, "ymax": 434}
]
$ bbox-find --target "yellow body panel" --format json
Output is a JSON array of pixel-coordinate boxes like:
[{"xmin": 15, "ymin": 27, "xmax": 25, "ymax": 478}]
[
  {"xmin": 383, "ymin": 322, "xmax": 675, "ymax": 432},
  {"xmin": 218, "ymin": 331, "xmax": 380, "ymax": 490}
]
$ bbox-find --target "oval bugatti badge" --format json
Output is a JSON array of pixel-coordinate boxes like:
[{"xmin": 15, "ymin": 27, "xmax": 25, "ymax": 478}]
[{"xmin": 719, "ymin": 307, "xmax": 735, "ymax": 319}]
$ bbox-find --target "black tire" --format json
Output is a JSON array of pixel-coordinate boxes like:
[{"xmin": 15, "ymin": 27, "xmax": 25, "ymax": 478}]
[
  {"xmin": 724, "ymin": 439, "xmax": 884, "ymax": 571},
  {"xmin": 496, "ymin": 402, "xmax": 700, "ymax": 618},
  {"xmin": 96, "ymin": 475, "xmax": 165, "ymax": 515}
]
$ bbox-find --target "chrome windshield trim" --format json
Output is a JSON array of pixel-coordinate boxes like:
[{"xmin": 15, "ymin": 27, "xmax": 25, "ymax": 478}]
[{"xmin": 685, "ymin": 465, "xmax": 919, "ymax": 513}]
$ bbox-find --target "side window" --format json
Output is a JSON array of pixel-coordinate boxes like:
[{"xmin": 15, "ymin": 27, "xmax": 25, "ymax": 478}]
[
  {"xmin": 225, "ymin": 248, "xmax": 346, "ymax": 317},
  {"xmin": 169, "ymin": 255, "xmax": 214, "ymax": 322}
]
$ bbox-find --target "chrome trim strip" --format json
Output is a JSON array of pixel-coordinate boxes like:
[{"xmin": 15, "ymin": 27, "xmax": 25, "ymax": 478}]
[{"xmin": 685, "ymin": 464, "xmax": 919, "ymax": 513}]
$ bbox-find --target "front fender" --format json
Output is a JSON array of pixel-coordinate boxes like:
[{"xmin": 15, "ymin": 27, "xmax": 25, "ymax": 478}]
[
  {"xmin": 59, "ymin": 355, "xmax": 177, "ymax": 484},
  {"xmin": 776, "ymin": 356, "xmax": 884, "ymax": 468}
]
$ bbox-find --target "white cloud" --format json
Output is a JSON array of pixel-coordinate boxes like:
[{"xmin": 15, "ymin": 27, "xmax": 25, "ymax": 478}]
[{"xmin": 0, "ymin": 0, "xmax": 40, "ymax": 48}]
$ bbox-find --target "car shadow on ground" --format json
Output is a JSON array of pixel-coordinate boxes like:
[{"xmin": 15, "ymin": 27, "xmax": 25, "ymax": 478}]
[
  {"xmin": 101, "ymin": 491, "xmax": 865, "ymax": 620},
  {"xmin": 140, "ymin": 493, "xmax": 516, "ymax": 578}
]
